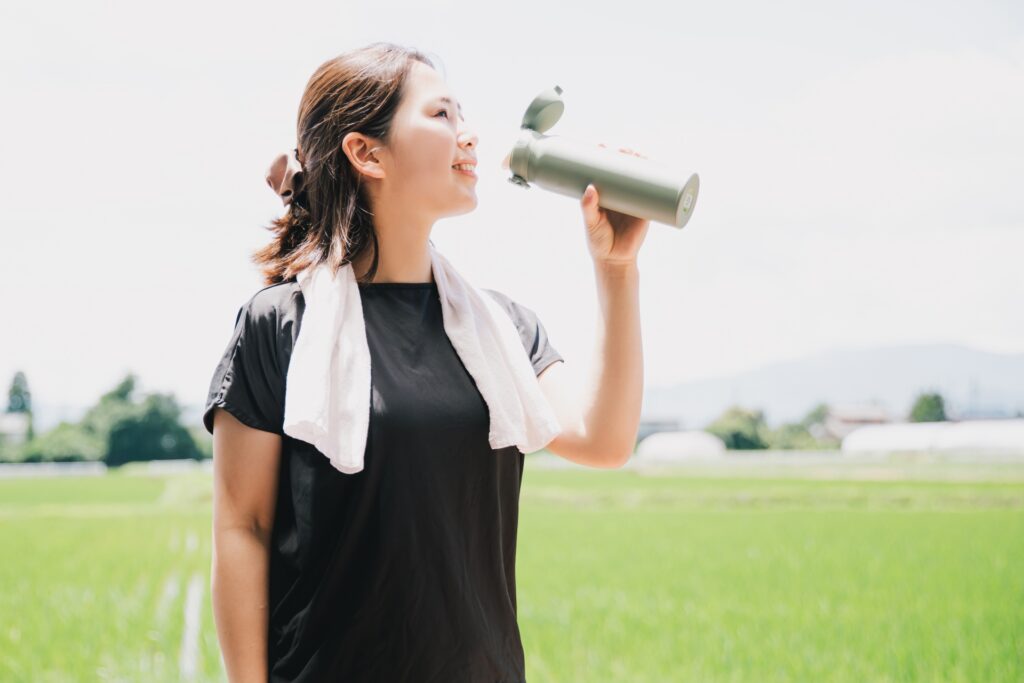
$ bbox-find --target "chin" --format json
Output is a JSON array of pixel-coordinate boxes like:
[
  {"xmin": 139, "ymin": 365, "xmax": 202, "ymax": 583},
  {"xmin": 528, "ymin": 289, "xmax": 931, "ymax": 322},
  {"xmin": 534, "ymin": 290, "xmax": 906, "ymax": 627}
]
[{"xmin": 445, "ymin": 194, "xmax": 478, "ymax": 217}]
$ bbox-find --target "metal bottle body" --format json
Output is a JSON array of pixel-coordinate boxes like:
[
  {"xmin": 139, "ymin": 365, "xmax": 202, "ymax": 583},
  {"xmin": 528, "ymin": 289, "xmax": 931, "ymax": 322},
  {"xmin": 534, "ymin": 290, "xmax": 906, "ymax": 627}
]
[{"xmin": 509, "ymin": 129, "xmax": 699, "ymax": 229}]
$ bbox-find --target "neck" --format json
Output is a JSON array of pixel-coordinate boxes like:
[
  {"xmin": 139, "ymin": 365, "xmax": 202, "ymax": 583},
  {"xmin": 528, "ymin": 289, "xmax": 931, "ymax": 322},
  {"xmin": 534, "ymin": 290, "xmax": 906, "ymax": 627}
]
[
  {"xmin": 351, "ymin": 234, "xmax": 435, "ymax": 285},
  {"xmin": 351, "ymin": 186, "xmax": 438, "ymax": 284}
]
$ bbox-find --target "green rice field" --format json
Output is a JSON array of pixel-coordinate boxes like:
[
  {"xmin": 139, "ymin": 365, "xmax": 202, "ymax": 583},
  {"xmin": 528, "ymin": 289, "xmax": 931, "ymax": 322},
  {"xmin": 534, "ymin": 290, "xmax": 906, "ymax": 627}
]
[{"xmin": 1, "ymin": 458, "xmax": 1022, "ymax": 682}]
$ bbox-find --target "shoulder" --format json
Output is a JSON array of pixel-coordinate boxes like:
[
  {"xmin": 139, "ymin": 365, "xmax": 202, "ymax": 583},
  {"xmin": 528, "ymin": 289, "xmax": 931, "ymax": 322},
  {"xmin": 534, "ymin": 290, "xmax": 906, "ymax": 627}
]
[
  {"xmin": 204, "ymin": 281, "xmax": 300, "ymax": 435},
  {"xmin": 231, "ymin": 280, "xmax": 305, "ymax": 356},
  {"xmin": 481, "ymin": 287, "xmax": 563, "ymax": 374},
  {"xmin": 481, "ymin": 287, "xmax": 534, "ymax": 325},
  {"xmin": 480, "ymin": 287, "xmax": 547, "ymax": 341},
  {"xmin": 244, "ymin": 279, "xmax": 303, "ymax": 322}
]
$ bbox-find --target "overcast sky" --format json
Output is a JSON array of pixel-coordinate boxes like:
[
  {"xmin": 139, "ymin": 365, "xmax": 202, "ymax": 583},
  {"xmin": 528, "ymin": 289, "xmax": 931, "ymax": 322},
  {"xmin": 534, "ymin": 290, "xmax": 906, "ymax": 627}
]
[{"xmin": 2, "ymin": 0, "xmax": 1021, "ymax": 423}]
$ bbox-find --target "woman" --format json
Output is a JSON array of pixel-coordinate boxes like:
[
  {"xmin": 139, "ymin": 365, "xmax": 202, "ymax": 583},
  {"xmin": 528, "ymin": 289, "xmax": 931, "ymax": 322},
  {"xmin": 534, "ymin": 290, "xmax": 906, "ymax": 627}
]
[{"xmin": 205, "ymin": 41, "xmax": 647, "ymax": 682}]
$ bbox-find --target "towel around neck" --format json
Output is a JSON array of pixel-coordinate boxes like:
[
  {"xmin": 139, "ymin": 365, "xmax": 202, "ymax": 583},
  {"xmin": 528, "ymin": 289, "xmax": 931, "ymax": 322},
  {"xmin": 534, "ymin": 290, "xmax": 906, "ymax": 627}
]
[{"xmin": 281, "ymin": 242, "xmax": 563, "ymax": 473}]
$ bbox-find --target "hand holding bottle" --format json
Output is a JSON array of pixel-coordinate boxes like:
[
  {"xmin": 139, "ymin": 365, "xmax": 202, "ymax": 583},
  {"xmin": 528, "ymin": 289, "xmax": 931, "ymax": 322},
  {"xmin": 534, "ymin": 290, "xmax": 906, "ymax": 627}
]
[{"xmin": 580, "ymin": 144, "xmax": 651, "ymax": 267}]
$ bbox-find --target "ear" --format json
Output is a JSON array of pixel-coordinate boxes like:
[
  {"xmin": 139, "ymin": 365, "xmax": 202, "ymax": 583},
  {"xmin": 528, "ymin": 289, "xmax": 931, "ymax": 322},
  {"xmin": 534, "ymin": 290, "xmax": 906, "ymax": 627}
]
[{"xmin": 341, "ymin": 132, "xmax": 386, "ymax": 180}]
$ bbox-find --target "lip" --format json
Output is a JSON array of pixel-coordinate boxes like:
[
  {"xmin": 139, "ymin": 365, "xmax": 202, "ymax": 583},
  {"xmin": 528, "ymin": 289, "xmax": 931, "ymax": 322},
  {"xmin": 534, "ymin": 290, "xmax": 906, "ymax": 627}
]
[{"xmin": 452, "ymin": 166, "xmax": 477, "ymax": 179}]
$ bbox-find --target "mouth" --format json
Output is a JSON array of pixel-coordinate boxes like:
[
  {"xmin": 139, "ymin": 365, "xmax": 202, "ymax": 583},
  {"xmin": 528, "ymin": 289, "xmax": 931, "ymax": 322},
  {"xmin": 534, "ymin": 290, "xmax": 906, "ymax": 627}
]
[{"xmin": 452, "ymin": 163, "xmax": 477, "ymax": 179}]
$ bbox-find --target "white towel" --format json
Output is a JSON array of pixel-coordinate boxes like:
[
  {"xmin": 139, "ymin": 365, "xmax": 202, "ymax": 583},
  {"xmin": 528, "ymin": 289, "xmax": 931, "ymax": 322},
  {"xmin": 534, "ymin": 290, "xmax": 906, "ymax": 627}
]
[{"xmin": 282, "ymin": 242, "xmax": 563, "ymax": 474}]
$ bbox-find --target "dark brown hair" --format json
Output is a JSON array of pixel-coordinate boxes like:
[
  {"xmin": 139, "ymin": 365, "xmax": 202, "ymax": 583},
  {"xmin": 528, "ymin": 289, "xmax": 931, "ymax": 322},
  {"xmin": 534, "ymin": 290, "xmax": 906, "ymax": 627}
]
[{"xmin": 253, "ymin": 42, "xmax": 443, "ymax": 286}]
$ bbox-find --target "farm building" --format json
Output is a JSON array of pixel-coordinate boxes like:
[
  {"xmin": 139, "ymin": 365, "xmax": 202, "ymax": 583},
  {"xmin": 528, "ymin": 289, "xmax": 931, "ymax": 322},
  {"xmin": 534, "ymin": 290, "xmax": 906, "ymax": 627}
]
[{"xmin": 814, "ymin": 403, "xmax": 892, "ymax": 441}]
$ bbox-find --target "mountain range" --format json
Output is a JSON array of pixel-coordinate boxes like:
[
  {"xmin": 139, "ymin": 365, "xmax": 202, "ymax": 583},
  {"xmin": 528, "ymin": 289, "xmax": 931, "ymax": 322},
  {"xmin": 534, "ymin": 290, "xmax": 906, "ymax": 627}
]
[{"xmin": 643, "ymin": 343, "xmax": 1024, "ymax": 429}]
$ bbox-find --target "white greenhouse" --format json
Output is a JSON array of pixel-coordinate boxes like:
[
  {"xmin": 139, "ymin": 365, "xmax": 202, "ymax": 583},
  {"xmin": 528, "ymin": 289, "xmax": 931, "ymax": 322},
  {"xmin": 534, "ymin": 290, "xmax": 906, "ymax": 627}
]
[
  {"xmin": 635, "ymin": 430, "xmax": 727, "ymax": 462},
  {"xmin": 842, "ymin": 419, "xmax": 1024, "ymax": 457}
]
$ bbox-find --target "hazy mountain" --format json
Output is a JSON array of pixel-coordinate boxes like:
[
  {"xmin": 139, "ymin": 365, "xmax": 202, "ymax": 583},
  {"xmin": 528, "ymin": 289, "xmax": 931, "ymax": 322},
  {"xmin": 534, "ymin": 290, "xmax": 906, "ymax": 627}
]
[{"xmin": 644, "ymin": 343, "xmax": 1024, "ymax": 429}]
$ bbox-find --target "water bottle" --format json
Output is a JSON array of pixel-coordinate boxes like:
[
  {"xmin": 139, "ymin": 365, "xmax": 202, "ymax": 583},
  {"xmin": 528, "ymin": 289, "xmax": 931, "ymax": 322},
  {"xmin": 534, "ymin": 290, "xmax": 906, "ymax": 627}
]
[{"xmin": 504, "ymin": 85, "xmax": 700, "ymax": 229}]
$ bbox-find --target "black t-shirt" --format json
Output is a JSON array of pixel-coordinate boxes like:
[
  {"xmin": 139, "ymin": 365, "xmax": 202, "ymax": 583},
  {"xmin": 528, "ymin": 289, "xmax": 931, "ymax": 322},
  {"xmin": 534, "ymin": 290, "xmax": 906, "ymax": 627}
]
[{"xmin": 203, "ymin": 278, "xmax": 564, "ymax": 683}]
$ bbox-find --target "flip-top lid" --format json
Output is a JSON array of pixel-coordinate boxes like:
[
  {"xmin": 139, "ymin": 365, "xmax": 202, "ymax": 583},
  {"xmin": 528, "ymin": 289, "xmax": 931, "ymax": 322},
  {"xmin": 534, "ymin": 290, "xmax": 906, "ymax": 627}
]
[{"xmin": 520, "ymin": 85, "xmax": 564, "ymax": 133}]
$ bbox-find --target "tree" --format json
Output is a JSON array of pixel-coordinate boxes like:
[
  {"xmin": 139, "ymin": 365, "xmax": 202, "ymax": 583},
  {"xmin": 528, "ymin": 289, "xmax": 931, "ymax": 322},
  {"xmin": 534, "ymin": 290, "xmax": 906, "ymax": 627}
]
[
  {"xmin": 909, "ymin": 391, "xmax": 947, "ymax": 422},
  {"xmin": 6, "ymin": 371, "xmax": 34, "ymax": 441},
  {"xmin": 19, "ymin": 422, "xmax": 104, "ymax": 463},
  {"xmin": 800, "ymin": 402, "xmax": 829, "ymax": 429},
  {"xmin": 16, "ymin": 372, "xmax": 204, "ymax": 465},
  {"xmin": 79, "ymin": 374, "xmax": 139, "ymax": 438},
  {"xmin": 764, "ymin": 422, "xmax": 819, "ymax": 449},
  {"xmin": 705, "ymin": 405, "xmax": 768, "ymax": 450},
  {"xmin": 105, "ymin": 392, "xmax": 203, "ymax": 467}
]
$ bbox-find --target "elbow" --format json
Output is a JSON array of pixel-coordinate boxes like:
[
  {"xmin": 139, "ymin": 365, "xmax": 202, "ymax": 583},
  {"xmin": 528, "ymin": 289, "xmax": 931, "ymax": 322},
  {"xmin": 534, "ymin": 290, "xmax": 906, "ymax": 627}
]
[
  {"xmin": 609, "ymin": 432, "xmax": 638, "ymax": 468},
  {"xmin": 594, "ymin": 425, "xmax": 639, "ymax": 469},
  {"xmin": 610, "ymin": 448, "xmax": 633, "ymax": 468},
  {"xmin": 597, "ymin": 442, "xmax": 634, "ymax": 469},
  {"xmin": 213, "ymin": 519, "xmax": 273, "ymax": 550},
  {"xmin": 582, "ymin": 429, "xmax": 637, "ymax": 469}
]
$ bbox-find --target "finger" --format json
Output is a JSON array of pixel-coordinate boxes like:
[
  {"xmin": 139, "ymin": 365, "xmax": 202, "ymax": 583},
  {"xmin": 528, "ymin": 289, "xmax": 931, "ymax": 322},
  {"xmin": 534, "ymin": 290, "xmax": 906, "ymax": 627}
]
[{"xmin": 580, "ymin": 184, "xmax": 602, "ymax": 229}]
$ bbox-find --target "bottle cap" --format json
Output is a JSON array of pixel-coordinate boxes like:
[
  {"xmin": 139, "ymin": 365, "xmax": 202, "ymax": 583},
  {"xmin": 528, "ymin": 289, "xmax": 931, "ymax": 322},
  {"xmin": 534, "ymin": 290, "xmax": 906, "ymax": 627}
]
[{"xmin": 520, "ymin": 85, "xmax": 564, "ymax": 133}]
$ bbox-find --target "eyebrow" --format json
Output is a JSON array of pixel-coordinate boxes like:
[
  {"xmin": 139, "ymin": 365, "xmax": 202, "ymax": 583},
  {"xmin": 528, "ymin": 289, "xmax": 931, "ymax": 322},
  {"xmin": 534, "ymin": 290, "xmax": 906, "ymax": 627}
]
[{"xmin": 435, "ymin": 96, "xmax": 465, "ymax": 120}]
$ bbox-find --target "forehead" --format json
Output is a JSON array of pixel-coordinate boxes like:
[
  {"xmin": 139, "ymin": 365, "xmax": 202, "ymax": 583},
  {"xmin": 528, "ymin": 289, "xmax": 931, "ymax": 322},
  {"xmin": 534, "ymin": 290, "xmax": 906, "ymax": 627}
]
[{"xmin": 405, "ymin": 62, "xmax": 462, "ymax": 111}]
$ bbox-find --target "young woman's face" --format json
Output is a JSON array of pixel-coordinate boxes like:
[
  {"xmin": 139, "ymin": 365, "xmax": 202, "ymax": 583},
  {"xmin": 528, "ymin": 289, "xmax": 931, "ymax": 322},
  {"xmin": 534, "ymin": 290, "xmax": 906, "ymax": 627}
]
[{"xmin": 379, "ymin": 61, "xmax": 479, "ymax": 218}]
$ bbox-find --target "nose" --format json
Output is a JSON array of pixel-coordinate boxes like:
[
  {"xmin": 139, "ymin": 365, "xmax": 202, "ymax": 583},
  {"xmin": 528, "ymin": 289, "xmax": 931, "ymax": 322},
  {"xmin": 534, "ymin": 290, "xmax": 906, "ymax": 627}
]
[{"xmin": 458, "ymin": 123, "xmax": 478, "ymax": 150}]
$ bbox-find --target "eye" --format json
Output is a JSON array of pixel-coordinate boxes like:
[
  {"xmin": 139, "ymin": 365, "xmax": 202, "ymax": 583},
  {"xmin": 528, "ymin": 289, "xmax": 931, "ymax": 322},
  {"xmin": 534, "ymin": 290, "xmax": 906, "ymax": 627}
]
[{"xmin": 435, "ymin": 109, "xmax": 449, "ymax": 118}]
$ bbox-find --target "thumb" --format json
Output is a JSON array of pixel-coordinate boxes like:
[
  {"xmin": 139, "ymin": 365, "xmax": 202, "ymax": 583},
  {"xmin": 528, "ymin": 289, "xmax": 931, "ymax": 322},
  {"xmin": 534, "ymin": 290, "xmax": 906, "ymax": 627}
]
[{"xmin": 581, "ymin": 184, "xmax": 593, "ymax": 204}]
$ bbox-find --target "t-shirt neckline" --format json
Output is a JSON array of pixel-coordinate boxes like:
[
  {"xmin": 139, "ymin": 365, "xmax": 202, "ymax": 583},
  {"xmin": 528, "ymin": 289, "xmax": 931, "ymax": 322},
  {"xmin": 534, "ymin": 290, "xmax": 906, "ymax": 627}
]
[{"xmin": 357, "ymin": 281, "xmax": 436, "ymax": 288}]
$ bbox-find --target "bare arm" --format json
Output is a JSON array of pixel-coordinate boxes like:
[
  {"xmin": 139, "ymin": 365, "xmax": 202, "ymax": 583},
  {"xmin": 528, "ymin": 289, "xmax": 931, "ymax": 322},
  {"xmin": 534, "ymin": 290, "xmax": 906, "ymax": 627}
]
[
  {"xmin": 210, "ymin": 408, "xmax": 282, "ymax": 683},
  {"xmin": 537, "ymin": 159, "xmax": 650, "ymax": 469},
  {"xmin": 539, "ymin": 260, "xmax": 643, "ymax": 468}
]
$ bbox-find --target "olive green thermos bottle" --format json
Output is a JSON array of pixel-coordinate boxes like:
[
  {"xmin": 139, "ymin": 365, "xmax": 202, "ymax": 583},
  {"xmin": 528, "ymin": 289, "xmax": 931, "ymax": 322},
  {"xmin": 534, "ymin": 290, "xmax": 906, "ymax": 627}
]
[{"xmin": 504, "ymin": 85, "xmax": 700, "ymax": 229}]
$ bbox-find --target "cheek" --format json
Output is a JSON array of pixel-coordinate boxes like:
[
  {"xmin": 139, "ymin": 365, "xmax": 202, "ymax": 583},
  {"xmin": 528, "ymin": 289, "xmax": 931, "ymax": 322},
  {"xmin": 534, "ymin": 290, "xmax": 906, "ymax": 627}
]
[{"xmin": 396, "ymin": 127, "xmax": 453, "ymax": 178}]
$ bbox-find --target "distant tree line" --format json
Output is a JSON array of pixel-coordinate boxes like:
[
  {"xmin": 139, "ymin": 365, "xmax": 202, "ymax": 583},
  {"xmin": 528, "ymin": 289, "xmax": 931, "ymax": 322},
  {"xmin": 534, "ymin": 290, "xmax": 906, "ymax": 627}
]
[
  {"xmin": 1, "ymin": 371, "xmax": 954, "ymax": 462},
  {"xmin": 701, "ymin": 391, "xmax": 949, "ymax": 451},
  {"xmin": 1, "ymin": 372, "xmax": 210, "ymax": 465}
]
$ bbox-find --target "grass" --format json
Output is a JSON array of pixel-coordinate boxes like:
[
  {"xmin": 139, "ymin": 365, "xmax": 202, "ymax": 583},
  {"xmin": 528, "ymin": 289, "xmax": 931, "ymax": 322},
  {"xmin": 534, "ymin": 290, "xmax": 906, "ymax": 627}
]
[{"xmin": 1, "ymin": 460, "xmax": 1021, "ymax": 682}]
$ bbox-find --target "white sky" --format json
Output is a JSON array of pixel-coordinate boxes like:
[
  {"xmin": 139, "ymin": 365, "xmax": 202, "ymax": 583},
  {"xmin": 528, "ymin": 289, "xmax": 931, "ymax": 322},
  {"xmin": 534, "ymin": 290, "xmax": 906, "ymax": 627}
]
[{"xmin": 1, "ymin": 0, "xmax": 1022, "ymax": 419}]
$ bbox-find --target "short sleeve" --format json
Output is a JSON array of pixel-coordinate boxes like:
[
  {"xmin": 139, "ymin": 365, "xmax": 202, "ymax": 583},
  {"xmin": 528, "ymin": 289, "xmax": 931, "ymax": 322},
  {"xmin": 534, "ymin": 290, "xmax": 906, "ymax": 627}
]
[
  {"xmin": 483, "ymin": 289, "xmax": 565, "ymax": 377},
  {"xmin": 203, "ymin": 296, "xmax": 287, "ymax": 436}
]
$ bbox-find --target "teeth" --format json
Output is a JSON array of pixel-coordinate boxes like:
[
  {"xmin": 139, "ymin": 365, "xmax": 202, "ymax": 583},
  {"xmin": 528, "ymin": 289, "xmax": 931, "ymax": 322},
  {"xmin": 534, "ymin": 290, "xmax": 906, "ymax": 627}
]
[{"xmin": 452, "ymin": 164, "xmax": 475, "ymax": 171}]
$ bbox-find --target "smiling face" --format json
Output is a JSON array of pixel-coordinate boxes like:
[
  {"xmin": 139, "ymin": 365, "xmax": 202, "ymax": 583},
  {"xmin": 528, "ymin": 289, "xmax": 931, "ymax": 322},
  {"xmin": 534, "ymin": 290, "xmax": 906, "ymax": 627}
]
[{"xmin": 370, "ymin": 60, "xmax": 479, "ymax": 219}]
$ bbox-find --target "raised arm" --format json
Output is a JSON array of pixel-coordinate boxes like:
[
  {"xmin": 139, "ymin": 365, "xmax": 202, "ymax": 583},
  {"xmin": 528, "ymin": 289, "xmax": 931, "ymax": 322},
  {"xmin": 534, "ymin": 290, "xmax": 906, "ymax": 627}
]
[
  {"xmin": 538, "ymin": 161, "xmax": 650, "ymax": 468},
  {"xmin": 538, "ymin": 260, "xmax": 642, "ymax": 468}
]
